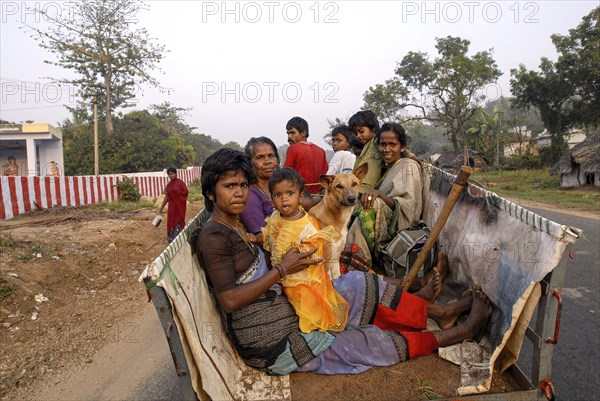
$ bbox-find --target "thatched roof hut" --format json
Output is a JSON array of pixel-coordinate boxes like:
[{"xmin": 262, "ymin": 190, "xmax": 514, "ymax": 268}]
[
  {"xmin": 432, "ymin": 150, "xmax": 487, "ymax": 172},
  {"xmin": 550, "ymin": 132, "xmax": 600, "ymax": 187}
]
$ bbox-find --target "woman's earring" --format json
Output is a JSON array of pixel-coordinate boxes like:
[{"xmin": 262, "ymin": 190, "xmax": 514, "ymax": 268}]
[{"xmin": 208, "ymin": 195, "xmax": 214, "ymax": 201}]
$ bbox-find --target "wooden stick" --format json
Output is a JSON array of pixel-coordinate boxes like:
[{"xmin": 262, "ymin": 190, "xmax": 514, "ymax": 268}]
[{"xmin": 403, "ymin": 165, "xmax": 473, "ymax": 291}]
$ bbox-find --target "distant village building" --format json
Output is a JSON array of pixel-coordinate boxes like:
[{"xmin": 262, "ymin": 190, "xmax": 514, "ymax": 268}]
[
  {"xmin": 536, "ymin": 128, "xmax": 587, "ymax": 150},
  {"xmin": 504, "ymin": 126, "xmax": 534, "ymax": 157},
  {"xmin": 550, "ymin": 132, "xmax": 600, "ymax": 188},
  {"xmin": 430, "ymin": 150, "xmax": 487, "ymax": 171},
  {"xmin": 0, "ymin": 123, "xmax": 64, "ymax": 177}
]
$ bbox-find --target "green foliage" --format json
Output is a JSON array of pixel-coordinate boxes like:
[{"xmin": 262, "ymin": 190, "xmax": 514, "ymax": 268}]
[
  {"xmin": 416, "ymin": 377, "xmax": 439, "ymax": 400},
  {"xmin": 187, "ymin": 179, "xmax": 204, "ymax": 203},
  {"xmin": 0, "ymin": 234, "xmax": 15, "ymax": 248},
  {"xmin": 0, "ymin": 234, "xmax": 60, "ymax": 262},
  {"xmin": 63, "ymin": 103, "xmax": 245, "ymax": 174},
  {"xmin": 62, "ymin": 120, "xmax": 94, "ymax": 175},
  {"xmin": 63, "ymin": 109, "xmax": 195, "ymax": 175},
  {"xmin": 87, "ymin": 199, "xmax": 156, "ymax": 211},
  {"xmin": 483, "ymin": 98, "xmax": 544, "ymax": 135},
  {"xmin": 466, "ymin": 106, "xmax": 504, "ymax": 165},
  {"xmin": 0, "ymin": 281, "xmax": 14, "ymax": 300},
  {"xmin": 150, "ymin": 102, "xmax": 197, "ymax": 136},
  {"xmin": 363, "ymin": 78, "xmax": 407, "ymax": 121},
  {"xmin": 86, "ymin": 199, "xmax": 156, "ymax": 211},
  {"xmin": 363, "ymin": 36, "xmax": 502, "ymax": 157},
  {"xmin": 180, "ymin": 132, "xmax": 242, "ymax": 166},
  {"xmin": 504, "ymin": 152, "xmax": 543, "ymax": 170},
  {"xmin": 510, "ymin": 7, "xmax": 600, "ymax": 163},
  {"xmin": 116, "ymin": 178, "xmax": 141, "ymax": 202},
  {"xmin": 465, "ymin": 97, "xmax": 548, "ymax": 165},
  {"xmin": 538, "ymin": 145, "xmax": 566, "ymax": 167},
  {"xmin": 23, "ymin": 0, "xmax": 166, "ymax": 133},
  {"xmin": 403, "ymin": 120, "xmax": 448, "ymax": 155}
]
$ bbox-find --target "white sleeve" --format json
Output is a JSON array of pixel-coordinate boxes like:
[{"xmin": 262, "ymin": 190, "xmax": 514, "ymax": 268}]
[
  {"xmin": 341, "ymin": 152, "xmax": 356, "ymax": 173},
  {"xmin": 326, "ymin": 152, "xmax": 344, "ymax": 175}
]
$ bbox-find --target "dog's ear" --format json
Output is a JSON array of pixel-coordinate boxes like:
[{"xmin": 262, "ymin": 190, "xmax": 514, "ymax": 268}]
[
  {"xmin": 319, "ymin": 174, "xmax": 335, "ymax": 189},
  {"xmin": 353, "ymin": 163, "xmax": 369, "ymax": 181}
]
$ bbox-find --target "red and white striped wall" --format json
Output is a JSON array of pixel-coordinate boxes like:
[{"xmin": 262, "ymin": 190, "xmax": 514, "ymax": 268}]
[{"xmin": 0, "ymin": 167, "xmax": 201, "ymax": 220}]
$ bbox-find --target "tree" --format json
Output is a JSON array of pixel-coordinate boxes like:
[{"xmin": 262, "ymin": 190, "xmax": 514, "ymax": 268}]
[
  {"xmin": 63, "ymin": 109, "xmax": 195, "ymax": 175},
  {"xmin": 180, "ymin": 132, "xmax": 243, "ymax": 166},
  {"xmin": 60, "ymin": 108, "xmax": 91, "ymax": 129},
  {"xmin": 363, "ymin": 36, "xmax": 502, "ymax": 160},
  {"xmin": 510, "ymin": 7, "xmax": 599, "ymax": 163},
  {"xmin": 150, "ymin": 102, "xmax": 196, "ymax": 136},
  {"xmin": 362, "ymin": 78, "xmax": 407, "ymax": 122},
  {"xmin": 22, "ymin": 0, "xmax": 167, "ymax": 133},
  {"xmin": 466, "ymin": 107, "xmax": 504, "ymax": 165},
  {"xmin": 402, "ymin": 120, "xmax": 448, "ymax": 155}
]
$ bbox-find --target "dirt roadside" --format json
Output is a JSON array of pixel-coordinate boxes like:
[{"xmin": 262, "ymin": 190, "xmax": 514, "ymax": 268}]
[
  {"xmin": 0, "ymin": 200, "xmax": 596, "ymax": 401},
  {"xmin": 0, "ymin": 202, "xmax": 202, "ymax": 400}
]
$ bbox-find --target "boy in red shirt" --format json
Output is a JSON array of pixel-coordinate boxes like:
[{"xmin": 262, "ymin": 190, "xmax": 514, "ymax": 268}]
[{"xmin": 284, "ymin": 116, "xmax": 328, "ymax": 195}]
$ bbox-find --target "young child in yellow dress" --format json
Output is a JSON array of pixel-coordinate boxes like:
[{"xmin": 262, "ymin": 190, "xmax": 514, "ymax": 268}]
[{"xmin": 261, "ymin": 168, "xmax": 349, "ymax": 333}]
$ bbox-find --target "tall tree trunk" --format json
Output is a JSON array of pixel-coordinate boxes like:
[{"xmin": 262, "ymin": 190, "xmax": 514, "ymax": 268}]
[
  {"xmin": 104, "ymin": 71, "xmax": 113, "ymax": 134},
  {"xmin": 451, "ymin": 130, "xmax": 460, "ymax": 156}
]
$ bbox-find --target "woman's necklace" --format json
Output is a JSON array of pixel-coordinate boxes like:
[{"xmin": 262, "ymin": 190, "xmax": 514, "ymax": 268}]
[{"xmin": 212, "ymin": 215, "xmax": 256, "ymax": 255}]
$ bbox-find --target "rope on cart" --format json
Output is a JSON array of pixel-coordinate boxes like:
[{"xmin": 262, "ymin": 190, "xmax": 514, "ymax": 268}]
[{"xmin": 145, "ymin": 258, "xmax": 181, "ymax": 295}]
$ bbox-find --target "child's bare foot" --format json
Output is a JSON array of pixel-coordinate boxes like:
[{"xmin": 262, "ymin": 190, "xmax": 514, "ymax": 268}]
[
  {"xmin": 403, "ymin": 252, "xmax": 449, "ymax": 292},
  {"xmin": 413, "ymin": 269, "xmax": 441, "ymax": 302}
]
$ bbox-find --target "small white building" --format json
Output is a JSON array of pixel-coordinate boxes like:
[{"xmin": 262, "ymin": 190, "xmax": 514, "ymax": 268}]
[
  {"xmin": 536, "ymin": 128, "xmax": 587, "ymax": 150},
  {"xmin": 0, "ymin": 123, "xmax": 64, "ymax": 177}
]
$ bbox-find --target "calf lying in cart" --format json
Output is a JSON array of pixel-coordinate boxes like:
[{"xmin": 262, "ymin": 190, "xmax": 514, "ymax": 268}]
[{"xmin": 141, "ymin": 165, "xmax": 581, "ymax": 401}]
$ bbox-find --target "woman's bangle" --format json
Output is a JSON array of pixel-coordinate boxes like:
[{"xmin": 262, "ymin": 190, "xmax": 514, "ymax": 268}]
[
  {"xmin": 274, "ymin": 264, "xmax": 284, "ymax": 280},
  {"xmin": 274, "ymin": 264, "xmax": 286, "ymax": 281}
]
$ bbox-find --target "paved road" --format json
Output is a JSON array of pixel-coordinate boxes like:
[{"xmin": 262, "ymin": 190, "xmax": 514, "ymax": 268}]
[
  {"xmin": 25, "ymin": 209, "xmax": 599, "ymax": 401},
  {"xmin": 517, "ymin": 208, "xmax": 600, "ymax": 401}
]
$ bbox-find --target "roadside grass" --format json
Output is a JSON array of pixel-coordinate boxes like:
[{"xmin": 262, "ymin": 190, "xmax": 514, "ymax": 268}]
[
  {"xmin": 187, "ymin": 179, "xmax": 204, "ymax": 203},
  {"xmin": 0, "ymin": 233, "xmax": 60, "ymax": 262},
  {"xmin": 88, "ymin": 199, "xmax": 156, "ymax": 212},
  {"xmin": 0, "ymin": 279, "xmax": 14, "ymax": 300},
  {"xmin": 416, "ymin": 377, "xmax": 440, "ymax": 400},
  {"xmin": 84, "ymin": 179, "xmax": 202, "ymax": 212},
  {"xmin": 471, "ymin": 168, "xmax": 600, "ymax": 214}
]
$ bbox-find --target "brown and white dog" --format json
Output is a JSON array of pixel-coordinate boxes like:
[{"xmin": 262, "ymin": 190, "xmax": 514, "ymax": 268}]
[{"xmin": 308, "ymin": 163, "xmax": 368, "ymax": 279}]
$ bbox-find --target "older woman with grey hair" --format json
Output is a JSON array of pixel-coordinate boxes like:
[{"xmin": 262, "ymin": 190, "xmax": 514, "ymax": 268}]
[{"xmin": 239, "ymin": 136, "xmax": 280, "ymax": 236}]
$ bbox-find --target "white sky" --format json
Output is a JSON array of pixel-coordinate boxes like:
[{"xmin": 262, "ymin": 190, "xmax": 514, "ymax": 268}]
[{"xmin": 1, "ymin": 1, "xmax": 597, "ymax": 150}]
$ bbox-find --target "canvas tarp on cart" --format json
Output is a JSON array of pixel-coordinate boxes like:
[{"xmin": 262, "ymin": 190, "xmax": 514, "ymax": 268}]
[
  {"xmin": 427, "ymin": 167, "xmax": 581, "ymax": 395},
  {"xmin": 140, "ymin": 166, "xmax": 581, "ymax": 400}
]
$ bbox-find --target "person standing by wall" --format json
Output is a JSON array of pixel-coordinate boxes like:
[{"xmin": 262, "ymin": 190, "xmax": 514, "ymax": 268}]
[{"xmin": 158, "ymin": 167, "xmax": 189, "ymax": 243}]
